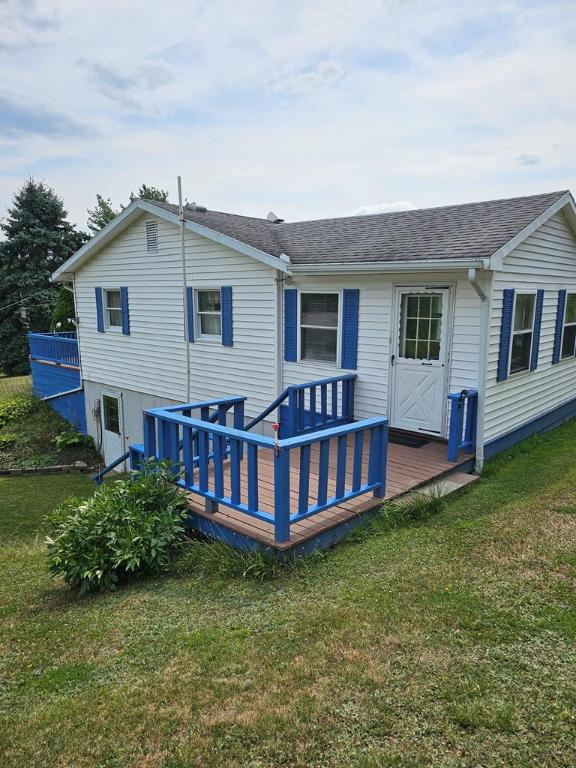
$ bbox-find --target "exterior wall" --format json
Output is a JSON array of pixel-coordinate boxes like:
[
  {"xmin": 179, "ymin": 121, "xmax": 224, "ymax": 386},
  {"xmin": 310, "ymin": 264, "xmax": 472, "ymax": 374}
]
[
  {"xmin": 30, "ymin": 360, "xmax": 86, "ymax": 433},
  {"xmin": 83, "ymin": 380, "xmax": 180, "ymax": 454},
  {"xmin": 283, "ymin": 273, "xmax": 482, "ymax": 436},
  {"xmin": 485, "ymin": 211, "xmax": 576, "ymax": 443},
  {"xmin": 74, "ymin": 214, "xmax": 278, "ymax": 424}
]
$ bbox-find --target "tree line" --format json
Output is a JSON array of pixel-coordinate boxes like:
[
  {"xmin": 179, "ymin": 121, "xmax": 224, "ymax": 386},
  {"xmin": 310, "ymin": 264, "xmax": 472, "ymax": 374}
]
[{"xmin": 0, "ymin": 179, "xmax": 168, "ymax": 375}]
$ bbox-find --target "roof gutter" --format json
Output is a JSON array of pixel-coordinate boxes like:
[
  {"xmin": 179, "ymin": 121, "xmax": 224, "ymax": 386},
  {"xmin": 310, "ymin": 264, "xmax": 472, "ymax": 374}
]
[{"xmin": 290, "ymin": 258, "xmax": 491, "ymax": 275}]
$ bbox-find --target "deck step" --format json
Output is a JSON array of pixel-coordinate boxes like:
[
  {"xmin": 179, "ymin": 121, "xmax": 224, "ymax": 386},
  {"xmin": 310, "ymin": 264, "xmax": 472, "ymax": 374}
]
[{"xmin": 419, "ymin": 471, "xmax": 479, "ymax": 498}]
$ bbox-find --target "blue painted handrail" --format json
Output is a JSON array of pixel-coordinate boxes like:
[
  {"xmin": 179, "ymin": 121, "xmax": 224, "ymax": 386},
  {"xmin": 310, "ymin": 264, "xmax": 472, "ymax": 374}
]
[
  {"xmin": 245, "ymin": 374, "xmax": 357, "ymax": 438},
  {"xmin": 92, "ymin": 450, "xmax": 130, "ymax": 485},
  {"xmin": 28, "ymin": 332, "xmax": 79, "ymax": 367},
  {"xmin": 142, "ymin": 403, "xmax": 387, "ymax": 544},
  {"xmin": 447, "ymin": 389, "xmax": 478, "ymax": 462}
]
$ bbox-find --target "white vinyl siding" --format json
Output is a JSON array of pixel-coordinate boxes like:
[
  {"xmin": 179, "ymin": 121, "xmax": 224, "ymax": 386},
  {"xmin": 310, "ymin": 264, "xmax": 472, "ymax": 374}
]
[
  {"xmin": 74, "ymin": 214, "xmax": 277, "ymax": 421},
  {"xmin": 283, "ymin": 273, "xmax": 482, "ymax": 435},
  {"xmin": 485, "ymin": 211, "xmax": 576, "ymax": 442}
]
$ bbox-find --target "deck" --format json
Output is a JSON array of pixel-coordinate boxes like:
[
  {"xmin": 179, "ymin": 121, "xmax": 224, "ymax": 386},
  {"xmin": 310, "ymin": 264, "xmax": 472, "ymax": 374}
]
[{"xmin": 185, "ymin": 435, "xmax": 472, "ymax": 551}]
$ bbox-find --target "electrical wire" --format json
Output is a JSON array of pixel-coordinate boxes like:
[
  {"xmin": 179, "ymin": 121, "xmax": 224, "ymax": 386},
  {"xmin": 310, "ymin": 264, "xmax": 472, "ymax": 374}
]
[{"xmin": 0, "ymin": 286, "xmax": 59, "ymax": 314}]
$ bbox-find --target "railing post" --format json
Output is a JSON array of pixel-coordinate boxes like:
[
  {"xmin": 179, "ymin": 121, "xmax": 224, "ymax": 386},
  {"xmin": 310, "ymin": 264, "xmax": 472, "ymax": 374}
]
[
  {"xmin": 463, "ymin": 391, "xmax": 478, "ymax": 452},
  {"xmin": 233, "ymin": 400, "xmax": 245, "ymax": 460},
  {"xmin": 368, "ymin": 423, "xmax": 387, "ymax": 498},
  {"xmin": 274, "ymin": 446, "xmax": 291, "ymax": 543},
  {"xmin": 447, "ymin": 393, "xmax": 464, "ymax": 462},
  {"xmin": 288, "ymin": 388, "xmax": 298, "ymax": 439},
  {"xmin": 143, "ymin": 413, "xmax": 157, "ymax": 459}
]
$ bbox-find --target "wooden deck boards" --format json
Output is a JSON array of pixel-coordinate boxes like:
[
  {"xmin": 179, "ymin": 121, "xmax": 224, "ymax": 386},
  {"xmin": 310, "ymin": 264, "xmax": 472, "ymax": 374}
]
[{"xmin": 185, "ymin": 434, "xmax": 470, "ymax": 550}]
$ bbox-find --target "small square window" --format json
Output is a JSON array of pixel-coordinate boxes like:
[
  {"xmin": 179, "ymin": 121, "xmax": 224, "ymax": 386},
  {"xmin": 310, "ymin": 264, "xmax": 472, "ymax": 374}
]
[
  {"xmin": 196, "ymin": 289, "xmax": 222, "ymax": 338},
  {"xmin": 104, "ymin": 289, "xmax": 122, "ymax": 328}
]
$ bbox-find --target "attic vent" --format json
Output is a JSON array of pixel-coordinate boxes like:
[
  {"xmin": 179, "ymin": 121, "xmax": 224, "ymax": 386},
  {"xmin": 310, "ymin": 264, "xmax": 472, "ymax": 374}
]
[{"xmin": 145, "ymin": 220, "xmax": 158, "ymax": 252}]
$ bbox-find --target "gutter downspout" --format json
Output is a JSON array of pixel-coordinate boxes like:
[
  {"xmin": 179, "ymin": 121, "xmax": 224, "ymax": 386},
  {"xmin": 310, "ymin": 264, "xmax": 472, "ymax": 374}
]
[
  {"xmin": 275, "ymin": 269, "xmax": 284, "ymax": 422},
  {"xmin": 41, "ymin": 385, "xmax": 83, "ymax": 402},
  {"xmin": 178, "ymin": 176, "xmax": 191, "ymax": 402},
  {"xmin": 468, "ymin": 267, "xmax": 491, "ymax": 474}
]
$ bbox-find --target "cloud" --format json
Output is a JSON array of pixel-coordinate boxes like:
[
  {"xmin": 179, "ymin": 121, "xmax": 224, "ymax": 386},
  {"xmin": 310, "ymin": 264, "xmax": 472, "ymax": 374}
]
[
  {"xmin": 0, "ymin": 0, "xmax": 60, "ymax": 51},
  {"xmin": 516, "ymin": 153, "xmax": 542, "ymax": 166},
  {"xmin": 0, "ymin": 95, "xmax": 92, "ymax": 139},
  {"xmin": 268, "ymin": 60, "xmax": 343, "ymax": 95},
  {"xmin": 352, "ymin": 201, "xmax": 417, "ymax": 216},
  {"xmin": 82, "ymin": 59, "xmax": 175, "ymax": 109}
]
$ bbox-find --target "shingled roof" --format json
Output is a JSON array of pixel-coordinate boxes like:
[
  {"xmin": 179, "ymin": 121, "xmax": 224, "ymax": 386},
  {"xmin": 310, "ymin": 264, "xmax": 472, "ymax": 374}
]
[{"xmin": 149, "ymin": 190, "xmax": 570, "ymax": 266}]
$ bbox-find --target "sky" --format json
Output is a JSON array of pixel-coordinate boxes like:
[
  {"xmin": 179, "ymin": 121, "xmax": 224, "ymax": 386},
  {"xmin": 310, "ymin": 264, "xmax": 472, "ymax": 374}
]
[{"xmin": 0, "ymin": 0, "xmax": 575, "ymax": 231}]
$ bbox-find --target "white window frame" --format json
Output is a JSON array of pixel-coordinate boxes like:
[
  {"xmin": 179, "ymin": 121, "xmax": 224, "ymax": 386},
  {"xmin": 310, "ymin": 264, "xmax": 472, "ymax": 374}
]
[
  {"xmin": 298, "ymin": 290, "xmax": 341, "ymax": 366},
  {"xmin": 508, "ymin": 290, "xmax": 536, "ymax": 377},
  {"xmin": 561, "ymin": 291, "xmax": 576, "ymax": 360},
  {"xmin": 104, "ymin": 288, "xmax": 122, "ymax": 331},
  {"xmin": 195, "ymin": 288, "xmax": 222, "ymax": 341}
]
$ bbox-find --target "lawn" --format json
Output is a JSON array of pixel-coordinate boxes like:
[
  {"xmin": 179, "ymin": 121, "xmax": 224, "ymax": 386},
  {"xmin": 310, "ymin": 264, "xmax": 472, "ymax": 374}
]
[{"xmin": 0, "ymin": 422, "xmax": 575, "ymax": 767}]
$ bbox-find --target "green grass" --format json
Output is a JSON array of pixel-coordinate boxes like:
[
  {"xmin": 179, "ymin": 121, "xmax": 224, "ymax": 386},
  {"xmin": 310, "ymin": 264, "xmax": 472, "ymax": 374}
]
[
  {"xmin": 1, "ymin": 422, "xmax": 576, "ymax": 767},
  {"xmin": 0, "ymin": 375, "xmax": 100, "ymax": 469}
]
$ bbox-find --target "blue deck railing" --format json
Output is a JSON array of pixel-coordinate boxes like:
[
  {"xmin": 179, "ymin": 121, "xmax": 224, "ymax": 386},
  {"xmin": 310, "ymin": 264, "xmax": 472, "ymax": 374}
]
[
  {"xmin": 135, "ymin": 395, "xmax": 388, "ymax": 544},
  {"xmin": 245, "ymin": 373, "xmax": 356, "ymax": 438},
  {"xmin": 28, "ymin": 331, "xmax": 79, "ymax": 367},
  {"xmin": 447, "ymin": 389, "xmax": 478, "ymax": 462}
]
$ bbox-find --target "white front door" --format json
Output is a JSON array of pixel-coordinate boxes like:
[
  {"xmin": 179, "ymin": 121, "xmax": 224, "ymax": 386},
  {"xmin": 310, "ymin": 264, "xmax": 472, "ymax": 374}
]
[
  {"xmin": 101, "ymin": 393, "xmax": 124, "ymax": 469},
  {"xmin": 390, "ymin": 288, "xmax": 450, "ymax": 435}
]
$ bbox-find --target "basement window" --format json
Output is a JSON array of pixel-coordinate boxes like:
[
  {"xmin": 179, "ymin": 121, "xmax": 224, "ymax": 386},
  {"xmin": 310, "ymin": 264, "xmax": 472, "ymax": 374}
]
[
  {"xmin": 509, "ymin": 292, "xmax": 535, "ymax": 375},
  {"xmin": 145, "ymin": 220, "xmax": 158, "ymax": 252},
  {"xmin": 561, "ymin": 292, "xmax": 576, "ymax": 358},
  {"xmin": 300, "ymin": 293, "xmax": 339, "ymax": 363},
  {"xmin": 196, "ymin": 289, "xmax": 222, "ymax": 338},
  {"xmin": 104, "ymin": 289, "xmax": 122, "ymax": 329}
]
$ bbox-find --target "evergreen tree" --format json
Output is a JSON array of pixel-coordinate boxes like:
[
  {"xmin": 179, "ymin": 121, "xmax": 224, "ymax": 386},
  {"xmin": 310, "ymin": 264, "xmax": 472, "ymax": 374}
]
[
  {"xmin": 0, "ymin": 178, "xmax": 88, "ymax": 375},
  {"xmin": 50, "ymin": 287, "xmax": 76, "ymax": 332},
  {"xmin": 129, "ymin": 184, "xmax": 169, "ymax": 203},
  {"xmin": 87, "ymin": 194, "xmax": 118, "ymax": 235}
]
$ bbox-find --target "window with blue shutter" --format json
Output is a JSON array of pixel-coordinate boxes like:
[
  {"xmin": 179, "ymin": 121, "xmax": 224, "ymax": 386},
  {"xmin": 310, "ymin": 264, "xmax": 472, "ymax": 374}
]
[
  {"xmin": 186, "ymin": 286, "xmax": 195, "ymax": 342},
  {"xmin": 120, "ymin": 287, "xmax": 130, "ymax": 336},
  {"xmin": 529, "ymin": 289, "xmax": 544, "ymax": 371},
  {"xmin": 95, "ymin": 287, "xmax": 104, "ymax": 333},
  {"xmin": 497, "ymin": 288, "xmax": 514, "ymax": 381},
  {"xmin": 341, "ymin": 289, "xmax": 360, "ymax": 370},
  {"xmin": 553, "ymin": 289, "xmax": 567, "ymax": 364},
  {"xmin": 221, "ymin": 286, "xmax": 233, "ymax": 347},
  {"xmin": 284, "ymin": 289, "xmax": 298, "ymax": 362}
]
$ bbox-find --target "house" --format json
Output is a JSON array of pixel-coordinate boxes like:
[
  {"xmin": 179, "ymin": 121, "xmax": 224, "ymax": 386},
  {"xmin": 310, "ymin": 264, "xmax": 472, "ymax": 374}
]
[{"xmin": 28, "ymin": 189, "xmax": 576, "ymax": 552}]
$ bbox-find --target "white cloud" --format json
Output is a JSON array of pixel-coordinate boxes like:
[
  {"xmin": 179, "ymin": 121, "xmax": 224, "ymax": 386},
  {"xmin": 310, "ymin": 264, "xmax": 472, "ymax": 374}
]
[
  {"xmin": 268, "ymin": 60, "xmax": 344, "ymax": 95},
  {"xmin": 352, "ymin": 201, "xmax": 417, "ymax": 215}
]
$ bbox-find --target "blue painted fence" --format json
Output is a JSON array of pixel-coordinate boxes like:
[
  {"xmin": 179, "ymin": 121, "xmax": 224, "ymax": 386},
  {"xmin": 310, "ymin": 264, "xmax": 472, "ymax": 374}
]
[
  {"xmin": 134, "ymin": 395, "xmax": 387, "ymax": 544},
  {"xmin": 447, "ymin": 389, "xmax": 478, "ymax": 462},
  {"xmin": 28, "ymin": 331, "xmax": 79, "ymax": 367}
]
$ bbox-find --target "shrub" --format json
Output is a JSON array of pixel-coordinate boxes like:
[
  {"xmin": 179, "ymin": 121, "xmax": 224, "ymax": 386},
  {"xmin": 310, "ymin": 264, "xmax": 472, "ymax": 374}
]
[
  {"xmin": 53, "ymin": 431, "xmax": 89, "ymax": 449},
  {"xmin": 0, "ymin": 433, "xmax": 17, "ymax": 449},
  {"xmin": 0, "ymin": 396, "xmax": 35, "ymax": 428},
  {"xmin": 45, "ymin": 463, "xmax": 188, "ymax": 594}
]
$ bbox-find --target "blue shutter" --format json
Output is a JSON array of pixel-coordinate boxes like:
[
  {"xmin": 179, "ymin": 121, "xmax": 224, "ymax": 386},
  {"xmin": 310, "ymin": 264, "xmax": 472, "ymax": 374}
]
[
  {"xmin": 497, "ymin": 288, "xmax": 515, "ymax": 382},
  {"xmin": 95, "ymin": 287, "xmax": 104, "ymax": 333},
  {"xmin": 552, "ymin": 289, "xmax": 567, "ymax": 364},
  {"xmin": 186, "ymin": 286, "xmax": 195, "ymax": 342},
  {"xmin": 284, "ymin": 289, "xmax": 298, "ymax": 362},
  {"xmin": 120, "ymin": 287, "xmax": 130, "ymax": 336},
  {"xmin": 341, "ymin": 289, "xmax": 360, "ymax": 370},
  {"xmin": 221, "ymin": 286, "xmax": 233, "ymax": 347},
  {"xmin": 529, "ymin": 289, "xmax": 544, "ymax": 371}
]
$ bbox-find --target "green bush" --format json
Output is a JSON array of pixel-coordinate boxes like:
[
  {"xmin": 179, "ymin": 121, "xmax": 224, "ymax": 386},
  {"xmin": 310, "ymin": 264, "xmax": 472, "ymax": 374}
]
[
  {"xmin": 53, "ymin": 431, "xmax": 89, "ymax": 449},
  {"xmin": 45, "ymin": 463, "xmax": 189, "ymax": 594},
  {"xmin": 50, "ymin": 287, "xmax": 76, "ymax": 332},
  {"xmin": 0, "ymin": 396, "xmax": 35, "ymax": 428},
  {"xmin": 0, "ymin": 433, "xmax": 17, "ymax": 449}
]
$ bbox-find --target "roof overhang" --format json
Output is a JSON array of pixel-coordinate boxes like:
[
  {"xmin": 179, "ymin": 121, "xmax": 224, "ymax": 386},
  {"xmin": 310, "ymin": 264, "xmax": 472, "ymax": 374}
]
[
  {"xmin": 51, "ymin": 199, "xmax": 290, "ymax": 282},
  {"xmin": 290, "ymin": 257, "xmax": 491, "ymax": 275},
  {"xmin": 490, "ymin": 191, "xmax": 576, "ymax": 270}
]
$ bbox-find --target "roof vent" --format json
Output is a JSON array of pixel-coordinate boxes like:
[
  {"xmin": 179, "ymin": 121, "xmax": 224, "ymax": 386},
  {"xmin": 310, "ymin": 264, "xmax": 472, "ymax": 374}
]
[
  {"xmin": 186, "ymin": 202, "xmax": 207, "ymax": 213},
  {"xmin": 267, "ymin": 211, "xmax": 284, "ymax": 223},
  {"xmin": 145, "ymin": 220, "xmax": 158, "ymax": 252}
]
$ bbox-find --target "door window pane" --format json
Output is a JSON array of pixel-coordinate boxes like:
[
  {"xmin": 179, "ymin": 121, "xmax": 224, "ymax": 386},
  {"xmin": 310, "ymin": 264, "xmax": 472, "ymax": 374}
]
[
  {"xmin": 103, "ymin": 396, "xmax": 120, "ymax": 434},
  {"xmin": 400, "ymin": 293, "xmax": 443, "ymax": 360}
]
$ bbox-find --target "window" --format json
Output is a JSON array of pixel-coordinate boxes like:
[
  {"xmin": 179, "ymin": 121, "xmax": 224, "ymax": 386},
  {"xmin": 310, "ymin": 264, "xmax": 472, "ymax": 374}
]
[
  {"xmin": 146, "ymin": 221, "xmax": 158, "ymax": 252},
  {"xmin": 510, "ymin": 293, "xmax": 536, "ymax": 375},
  {"xmin": 104, "ymin": 289, "xmax": 122, "ymax": 328},
  {"xmin": 300, "ymin": 293, "xmax": 339, "ymax": 363},
  {"xmin": 196, "ymin": 289, "xmax": 221, "ymax": 337},
  {"xmin": 400, "ymin": 293, "xmax": 443, "ymax": 360},
  {"xmin": 102, "ymin": 395, "xmax": 120, "ymax": 434},
  {"xmin": 561, "ymin": 293, "xmax": 576, "ymax": 358}
]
